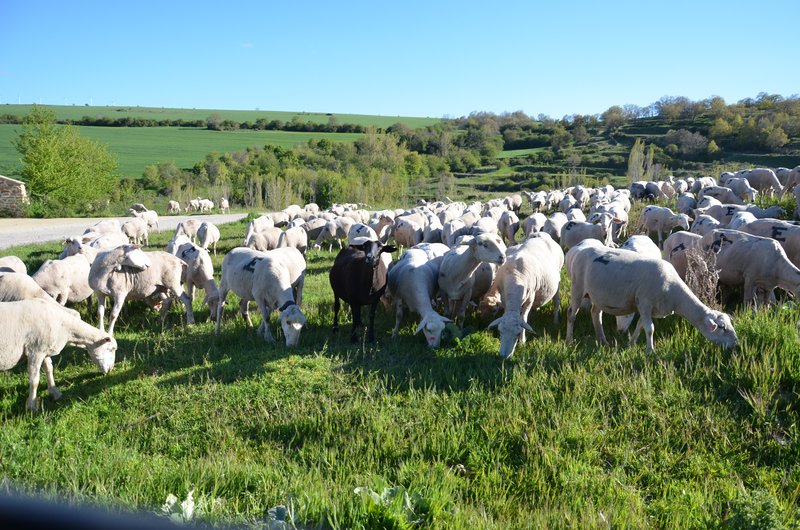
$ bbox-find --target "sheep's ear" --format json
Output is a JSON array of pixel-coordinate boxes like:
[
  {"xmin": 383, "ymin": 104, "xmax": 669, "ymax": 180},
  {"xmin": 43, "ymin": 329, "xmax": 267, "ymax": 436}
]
[
  {"xmin": 415, "ymin": 320, "xmax": 426, "ymax": 335},
  {"xmin": 103, "ymin": 336, "xmax": 113, "ymax": 343},
  {"xmin": 704, "ymin": 315, "xmax": 718, "ymax": 333},
  {"xmin": 488, "ymin": 317, "xmax": 502, "ymax": 329},
  {"xmin": 381, "ymin": 245, "xmax": 397, "ymax": 254},
  {"xmin": 521, "ymin": 320, "xmax": 534, "ymax": 332},
  {"xmin": 443, "ymin": 317, "xmax": 453, "ymax": 323}
]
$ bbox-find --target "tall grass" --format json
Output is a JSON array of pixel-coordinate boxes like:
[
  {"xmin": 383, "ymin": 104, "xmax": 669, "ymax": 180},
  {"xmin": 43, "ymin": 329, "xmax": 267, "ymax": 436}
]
[{"xmin": 0, "ymin": 218, "xmax": 798, "ymax": 529}]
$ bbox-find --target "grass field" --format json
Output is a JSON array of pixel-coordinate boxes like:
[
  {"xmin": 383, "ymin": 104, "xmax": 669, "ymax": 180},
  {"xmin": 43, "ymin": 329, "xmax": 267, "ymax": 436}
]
[
  {"xmin": 0, "ymin": 104, "xmax": 442, "ymax": 129},
  {"xmin": 0, "ymin": 207, "xmax": 798, "ymax": 529},
  {"xmin": 0, "ymin": 124, "xmax": 365, "ymax": 180}
]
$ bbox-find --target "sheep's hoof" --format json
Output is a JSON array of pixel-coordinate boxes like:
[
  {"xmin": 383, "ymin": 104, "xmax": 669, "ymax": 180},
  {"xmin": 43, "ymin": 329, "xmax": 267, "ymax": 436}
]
[{"xmin": 49, "ymin": 388, "xmax": 63, "ymax": 401}]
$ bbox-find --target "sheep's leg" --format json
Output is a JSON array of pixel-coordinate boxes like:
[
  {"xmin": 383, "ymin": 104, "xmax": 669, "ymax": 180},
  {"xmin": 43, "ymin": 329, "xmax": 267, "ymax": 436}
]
[
  {"xmin": 350, "ymin": 303, "xmax": 362, "ymax": 343},
  {"xmin": 367, "ymin": 300, "xmax": 379, "ymax": 343},
  {"xmin": 26, "ymin": 354, "xmax": 43, "ymax": 411},
  {"xmin": 742, "ymin": 279, "xmax": 758, "ymax": 308},
  {"xmin": 565, "ymin": 288, "xmax": 584, "ymax": 342},
  {"xmin": 96, "ymin": 292, "xmax": 107, "ymax": 332},
  {"xmin": 240, "ymin": 299, "xmax": 253, "ymax": 327},
  {"xmin": 294, "ymin": 275, "xmax": 305, "ymax": 307},
  {"xmin": 590, "ymin": 304, "xmax": 609, "ymax": 346},
  {"xmin": 552, "ymin": 290, "xmax": 561, "ymax": 326},
  {"xmin": 520, "ymin": 306, "xmax": 533, "ymax": 345},
  {"xmin": 332, "ymin": 296, "xmax": 340, "ymax": 333},
  {"xmin": 254, "ymin": 298, "xmax": 275, "ymax": 343},
  {"xmin": 392, "ymin": 300, "xmax": 404, "ymax": 337},
  {"xmin": 108, "ymin": 294, "xmax": 128, "ymax": 336},
  {"xmin": 42, "ymin": 357, "xmax": 62, "ymax": 401},
  {"xmin": 640, "ymin": 311, "xmax": 656, "ymax": 354},
  {"xmin": 630, "ymin": 318, "xmax": 643, "ymax": 345},
  {"xmin": 215, "ymin": 287, "xmax": 227, "ymax": 335}
]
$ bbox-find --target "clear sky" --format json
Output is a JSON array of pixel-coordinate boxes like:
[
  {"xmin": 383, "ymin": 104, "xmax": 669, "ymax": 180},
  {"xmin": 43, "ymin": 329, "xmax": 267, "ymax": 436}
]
[{"xmin": 2, "ymin": 0, "xmax": 799, "ymax": 119}]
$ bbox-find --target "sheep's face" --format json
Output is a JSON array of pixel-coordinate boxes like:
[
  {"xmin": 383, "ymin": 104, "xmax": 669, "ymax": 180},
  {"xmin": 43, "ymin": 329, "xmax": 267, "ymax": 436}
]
[
  {"xmin": 472, "ymin": 234, "xmax": 507, "ymax": 266},
  {"xmin": 677, "ymin": 214, "xmax": 691, "ymax": 231},
  {"xmin": 89, "ymin": 336, "xmax": 117, "ymax": 374},
  {"xmin": 280, "ymin": 305, "xmax": 307, "ymax": 347},
  {"xmin": 204, "ymin": 293, "xmax": 220, "ymax": 322},
  {"xmin": 701, "ymin": 312, "xmax": 738, "ymax": 349},
  {"xmin": 416, "ymin": 315, "xmax": 450, "ymax": 348},
  {"xmin": 120, "ymin": 246, "xmax": 151, "ymax": 271},
  {"xmin": 489, "ymin": 314, "xmax": 533, "ymax": 360}
]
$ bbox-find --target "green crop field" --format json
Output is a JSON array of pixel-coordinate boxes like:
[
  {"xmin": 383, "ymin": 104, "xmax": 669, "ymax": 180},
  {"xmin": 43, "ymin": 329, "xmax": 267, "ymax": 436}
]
[
  {"xmin": 0, "ymin": 104, "xmax": 442, "ymax": 129},
  {"xmin": 0, "ymin": 124, "xmax": 365, "ymax": 180},
  {"xmin": 0, "ymin": 205, "xmax": 798, "ymax": 528}
]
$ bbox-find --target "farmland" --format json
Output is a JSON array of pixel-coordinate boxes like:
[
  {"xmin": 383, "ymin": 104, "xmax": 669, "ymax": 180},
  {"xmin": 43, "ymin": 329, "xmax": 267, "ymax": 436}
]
[{"xmin": 0, "ymin": 209, "xmax": 798, "ymax": 528}]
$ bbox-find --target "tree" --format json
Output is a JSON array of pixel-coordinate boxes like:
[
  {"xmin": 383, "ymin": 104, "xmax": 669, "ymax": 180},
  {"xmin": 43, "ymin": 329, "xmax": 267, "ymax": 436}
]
[
  {"xmin": 627, "ymin": 138, "xmax": 645, "ymax": 183},
  {"xmin": 601, "ymin": 105, "xmax": 626, "ymax": 131},
  {"xmin": 14, "ymin": 106, "xmax": 118, "ymax": 216}
]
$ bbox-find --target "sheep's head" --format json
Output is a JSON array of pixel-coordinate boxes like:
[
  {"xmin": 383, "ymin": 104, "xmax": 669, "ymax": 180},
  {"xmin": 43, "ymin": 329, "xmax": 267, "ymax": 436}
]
[
  {"xmin": 88, "ymin": 335, "xmax": 117, "ymax": 374},
  {"xmin": 116, "ymin": 245, "xmax": 151, "ymax": 271},
  {"xmin": 280, "ymin": 304, "xmax": 307, "ymax": 347},
  {"xmin": 488, "ymin": 313, "xmax": 533, "ymax": 360},
  {"xmin": 471, "ymin": 233, "xmax": 506, "ymax": 266},
  {"xmin": 415, "ymin": 314, "xmax": 451, "ymax": 348},
  {"xmin": 676, "ymin": 214, "xmax": 691, "ymax": 231},
  {"xmin": 203, "ymin": 292, "xmax": 220, "ymax": 322},
  {"xmin": 700, "ymin": 311, "xmax": 738, "ymax": 349}
]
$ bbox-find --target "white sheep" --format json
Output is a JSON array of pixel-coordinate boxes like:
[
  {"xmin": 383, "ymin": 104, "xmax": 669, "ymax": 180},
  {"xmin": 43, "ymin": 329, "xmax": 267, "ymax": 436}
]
[
  {"xmin": 197, "ymin": 221, "xmax": 221, "ymax": 255},
  {"xmin": 0, "ymin": 298, "xmax": 116, "ymax": 411},
  {"xmin": 215, "ymin": 247, "xmax": 270, "ymax": 334},
  {"xmin": 565, "ymin": 245, "xmax": 738, "ymax": 353},
  {"xmin": 725, "ymin": 178, "xmax": 758, "ymax": 202},
  {"xmin": 167, "ymin": 200, "xmax": 181, "ymax": 214},
  {"xmin": 480, "ymin": 233, "xmax": 564, "ymax": 359},
  {"xmin": 740, "ymin": 168, "xmax": 782, "ymax": 197},
  {"xmin": 386, "ymin": 248, "xmax": 452, "ymax": 347},
  {"xmin": 89, "ymin": 246, "xmax": 194, "ymax": 335},
  {"xmin": 243, "ymin": 215, "xmax": 275, "ymax": 244},
  {"xmin": 698, "ymin": 185, "xmax": 744, "ymax": 205},
  {"xmin": 175, "ymin": 219, "xmax": 202, "ymax": 242},
  {"xmin": 675, "ymin": 193, "xmax": 697, "ymax": 216},
  {"xmin": 522, "ymin": 212, "xmax": 547, "ymax": 238},
  {"xmin": 615, "ymin": 235, "xmax": 663, "ymax": 332},
  {"xmin": 437, "ymin": 233, "xmax": 507, "ymax": 325},
  {"xmin": 32, "ymin": 249, "xmax": 96, "ymax": 307},
  {"xmin": 312, "ymin": 217, "xmax": 355, "ymax": 252},
  {"xmin": 690, "ymin": 214, "xmax": 722, "ymax": 236},
  {"xmin": 661, "ymin": 231, "xmax": 703, "ymax": 280},
  {"xmin": 173, "ymin": 242, "xmax": 220, "ymax": 321},
  {"xmin": 0, "ymin": 272, "xmax": 60, "ymax": 303},
  {"xmin": 128, "ymin": 208, "xmax": 159, "ymax": 232},
  {"xmin": 738, "ymin": 218, "xmax": 800, "ymax": 269},
  {"xmin": 498, "ymin": 210, "xmax": 520, "ymax": 246},
  {"xmin": 543, "ymin": 212, "xmax": 568, "ymax": 243},
  {"xmin": 277, "ymin": 226, "xmax": 309, "ymax": 255},
  {"xmin": 219, "ymin": 197, "xmax": 230, "ymax": 213},
  {"xmin": 638, "ymin": 205, "xmax": 690, "ymax": 246},
  {"xmin": 0, "ymin": 255, "xmax": 26, "ymax": 274},
  {"xmin": 246, "ymin": 226, "xmax": 284, "ymax": 252},
  {"xmin": 121, "ymin": 217, "xmax": 149, "ymax": 246},
  {"xmin": 251, "ymin": 247, "xmax": 308, "ymax": 346}
]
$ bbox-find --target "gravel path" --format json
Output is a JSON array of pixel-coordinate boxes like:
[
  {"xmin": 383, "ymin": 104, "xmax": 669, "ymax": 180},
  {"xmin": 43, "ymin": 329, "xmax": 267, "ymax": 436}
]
[{"xmin": 0, "ymin": 213, "xmax": 248, "ymax": 250}]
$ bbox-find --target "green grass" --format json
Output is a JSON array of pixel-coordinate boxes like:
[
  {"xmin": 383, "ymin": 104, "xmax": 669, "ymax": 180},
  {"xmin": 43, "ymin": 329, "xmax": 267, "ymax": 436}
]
[
  {"xmin": 0, "ymin": 211, "xmax": 798, "ymax": 528},
  {"xmin": 0, "ymin": 104, "xmax": 442, "ymax": 129},
  {"xmin": 0, "ymin": 124, "xmax": 365, "ymax": 179}
]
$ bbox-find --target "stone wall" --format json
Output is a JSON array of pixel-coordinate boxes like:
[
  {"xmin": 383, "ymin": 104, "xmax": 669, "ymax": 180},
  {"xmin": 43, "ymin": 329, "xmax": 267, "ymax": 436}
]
[{"xmin": 0, "ymin": 175, "xmax": 29, "ymax": 217}]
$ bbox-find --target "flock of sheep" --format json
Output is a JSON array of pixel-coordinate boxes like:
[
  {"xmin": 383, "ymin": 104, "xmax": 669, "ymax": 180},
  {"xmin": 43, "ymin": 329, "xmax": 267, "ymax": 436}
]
[{"xmin": 1, "ymin": 164, "xmax": 799, "ymax": 411}]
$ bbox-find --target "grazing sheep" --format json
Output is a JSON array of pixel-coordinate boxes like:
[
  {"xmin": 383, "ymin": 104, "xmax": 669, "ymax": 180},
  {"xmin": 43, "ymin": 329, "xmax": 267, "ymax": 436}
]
[
  {"xmin": 737, "ymin": 218, "xmax": 800, "ymax": 269},
  {"xmin": 277, "ymin": 226, "xmax": 309, "ymax": 255},
  {"xmin": 251, "ymin": 247, "xmax": 308, "ymax": 346},
  {"xmin": 727, "ymin": 212, "xmax": 758, "ymax": 230},
  {"xmin": 174, "ymin": 242, "xmax": 220, "ymax": 321},
  {"xmin": 662, "ymin": 231, "xmax": 703, "ymax": 280},
  {"xmin": 175, "ymin": 219, "xmax": 202, "ymax": 242},
  {"xmin": 703, "ymin": 228, "xmax": 800, "ymax": 306},
  {"xmin": 690, "ymin": 214, "xmax": 723, "ymax": 236},
  {"xmin": 386, "ymin": 248, "xmax": 452, "ymax": 347},
  {"xmin": 393, "ymin": 218, "xmax": 424, "ymax": 250},
  {"xmin": 522, "ymin": 213, "xmax": 548, "ymax": 238},
  {"xmin": 0, "ymin": 255, "xmax": 26, "ymax": 274},
  {"xmin": 219, "ymin": 197, "xmax": 230, "ymax": 213},
  {"xmin": 128, "ymin": 208, "xmax": 159, "ymax": 232},
  {"xmin": 121, "ymin": 217, "xmax": 149, "ymax": 246},
  {"xmin": 741, "ymin": 168, "xmax": 782, "ymax": 197},
  {"xmin": 166, "ymin": 234, "xmax": 192, "ymax": 255},
  {"xmin": 32, "ymin": 251, "xmax": 95, "ymax": 307},
  {"xmin": 437, "ymin": 233, "xmax": 507, "ymax": 325},
  {"xmin": 215, "ymin": 247, "xmax": 270, "ymax": 335},
  {"xmin": 698, "ymin": 185, "xmax": 744, "ymax": 205},
  {"xmin": 560, "ymin": 213, "xmax": 619, "ymax": 249},
  {"xmin": 565, "ymin": 245, "xmax": 737, "ymax": 354},
  {"xmin": 565, "ymin": 208, "xmax": 586, "ymax": 222},
  {"xmin": 243, "ymin": 215, "xmax": 275, "ymax": 244},
  {"xmin": 725, "ymin": 178, "xmax": 758, "ymax": 202},
  {"xmin": 0, "ymin": 272, "xmax": 59, "ymax": 303},
  {"xmin": 85, "ymin": 219, "xmax": 122, "ymax": 235},
  {"xmin": 167, "ymin": 200, "xmax": 181, "ymax": 214},
  {"xmin": 197, "ymin": 221, "xmax": 221, "ymax": 255},
  {"xmin": 498, "ymin": 210, "xmax": 520, "ymax": 246},
  {"xmin": 543, "ymin": 212, "xmax": 569, "ymax": 243},
  {"xmin": 675, "ymin": 193, "xmax": 697, "ymax": 216},
  {"xmin": 480, "ymin": 233, "xmax": 564, "ymax": 359},
  {"xmin": 615, "ymin": 235, "xmax": 663, "ymax": 332},
  {"xmin": 89, "ymin": 246, "xmax": 194, "ymax": 335},
  {"xmin": 0, "ymin": 298, "xmax": 116, "ymax": 411},
  {"xmin": 330, "ymin": 240, "xmax": 397, "ymax": 343},
  {"xmin": 700, "ymin": 204, "xmax": 783, "ymax": 225},
  {"xmin": 246, "ymin": 226, "xmax": 284, "ymax": 252},
  {"xmin": 312, "ymin": 217, "xmax": 355, "ymax": 252},
  {"xmin": 638, "ymin": 205, "xmax": 690, "ymax": 246}
]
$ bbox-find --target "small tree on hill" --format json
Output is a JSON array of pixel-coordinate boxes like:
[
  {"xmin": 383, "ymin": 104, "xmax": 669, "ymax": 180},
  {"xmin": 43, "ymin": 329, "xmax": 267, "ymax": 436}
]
[{"xmin": 14, "ymin": 106, "xmax": 119, "ymax": 216}]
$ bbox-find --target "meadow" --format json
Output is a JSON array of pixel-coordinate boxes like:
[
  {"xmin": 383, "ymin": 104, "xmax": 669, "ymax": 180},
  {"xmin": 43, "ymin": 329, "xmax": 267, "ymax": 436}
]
[
  {"xmin": 0, "ymin": 206, "xmax": 798, "ymax": 529},
  {"xmin": 0, "ymin": 124, "xmax": 366, "ymax": 180}
]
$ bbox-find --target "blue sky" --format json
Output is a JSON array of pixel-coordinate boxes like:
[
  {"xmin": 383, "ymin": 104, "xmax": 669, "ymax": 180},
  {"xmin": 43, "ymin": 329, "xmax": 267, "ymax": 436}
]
[{"xmin": 2, "ymin": 0, "xmax": 799, "ymax": 119}]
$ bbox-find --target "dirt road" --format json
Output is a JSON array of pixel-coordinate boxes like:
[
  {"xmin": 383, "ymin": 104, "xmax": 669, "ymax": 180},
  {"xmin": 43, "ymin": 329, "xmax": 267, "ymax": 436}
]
[{"xmin": 0, "ymin": 213, "xmax": 248, "ymax": 250}]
